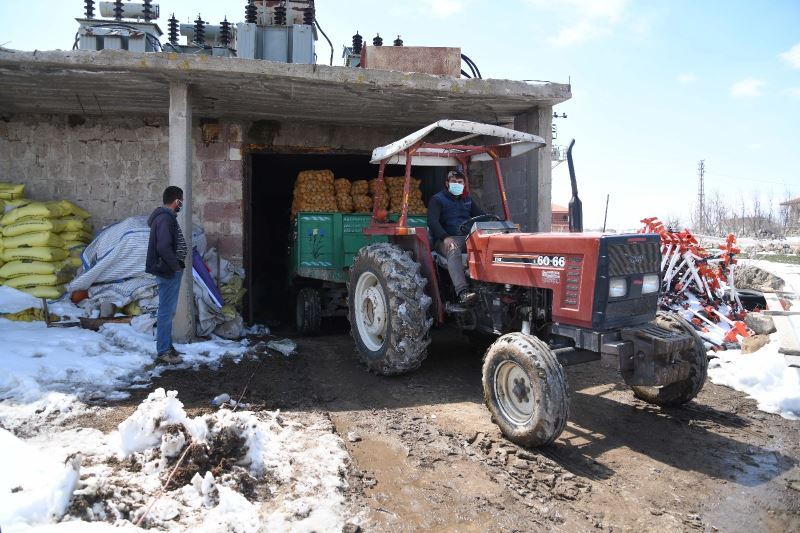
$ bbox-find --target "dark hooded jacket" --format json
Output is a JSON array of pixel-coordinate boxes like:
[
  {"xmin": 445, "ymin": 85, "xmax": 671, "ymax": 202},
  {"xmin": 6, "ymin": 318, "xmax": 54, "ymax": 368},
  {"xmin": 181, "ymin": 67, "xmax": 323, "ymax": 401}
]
[
  {"xmin": 145, "ymin": 207, "xmax": 181, "ymax": 276},
  {"xmin": 427, "ymin": 188, "xmax": 485, "ymax": 241}
]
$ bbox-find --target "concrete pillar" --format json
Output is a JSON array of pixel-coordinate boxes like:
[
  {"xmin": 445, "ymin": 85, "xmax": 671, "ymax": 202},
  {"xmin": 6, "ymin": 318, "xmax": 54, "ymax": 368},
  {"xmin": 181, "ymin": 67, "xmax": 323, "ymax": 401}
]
[
  {"xmin": 516, "ymin": 106, "xmax": 553, "ymax": 232},
  {"xmin": 169, "ymin": 81, "xmax": 195, "ymax": 342}
]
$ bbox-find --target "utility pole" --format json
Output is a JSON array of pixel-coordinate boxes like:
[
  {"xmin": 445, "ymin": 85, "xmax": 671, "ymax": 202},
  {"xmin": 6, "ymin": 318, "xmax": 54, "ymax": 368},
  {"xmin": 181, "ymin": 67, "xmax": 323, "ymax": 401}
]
[{"xmin": 697, "ymin": 160, "xmax": 705, "ymax": 233}]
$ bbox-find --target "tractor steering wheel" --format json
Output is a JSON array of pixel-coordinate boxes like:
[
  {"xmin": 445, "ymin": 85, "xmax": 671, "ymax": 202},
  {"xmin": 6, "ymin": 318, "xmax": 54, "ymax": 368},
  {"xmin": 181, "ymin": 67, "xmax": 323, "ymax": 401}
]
[{"xmin": 459, "ymin": 213, "xmax": 501, "ymax": 235}]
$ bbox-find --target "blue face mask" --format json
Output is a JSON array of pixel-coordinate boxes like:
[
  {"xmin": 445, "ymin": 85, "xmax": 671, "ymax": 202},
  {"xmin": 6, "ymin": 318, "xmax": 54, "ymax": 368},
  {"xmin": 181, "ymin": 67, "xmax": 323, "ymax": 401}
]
[{"xmin": 448, "ymin": 182, "xmax": 465, "ymax": 196}]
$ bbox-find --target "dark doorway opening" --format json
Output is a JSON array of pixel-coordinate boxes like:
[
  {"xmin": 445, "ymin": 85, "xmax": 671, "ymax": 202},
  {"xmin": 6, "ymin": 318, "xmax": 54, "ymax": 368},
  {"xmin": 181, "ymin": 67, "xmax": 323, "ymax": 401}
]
[{"xmin": 246, "ymin": 152, "xmax": 444, "ymax": 326}]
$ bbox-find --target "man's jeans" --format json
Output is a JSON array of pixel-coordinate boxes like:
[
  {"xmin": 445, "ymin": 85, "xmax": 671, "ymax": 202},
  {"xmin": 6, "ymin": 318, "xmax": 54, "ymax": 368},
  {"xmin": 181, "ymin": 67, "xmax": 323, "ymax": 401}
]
[
  {"xmin": 435, "ymin": 236, "xmax": 468, "ymax": 295},
  {"xmin": 156, "ymin": 271, "xmax": 182, "ymax": 355}
]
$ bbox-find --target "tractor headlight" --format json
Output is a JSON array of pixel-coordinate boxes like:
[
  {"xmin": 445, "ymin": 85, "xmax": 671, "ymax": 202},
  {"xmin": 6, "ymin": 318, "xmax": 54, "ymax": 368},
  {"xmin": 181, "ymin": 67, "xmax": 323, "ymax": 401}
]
[
  {"xmin": 609, "ymin": 277, "xmax": 627, "ymax": 298},
  {"xmin": 642, "ymin": 274, "xmax": 660, "ymax": 294}
]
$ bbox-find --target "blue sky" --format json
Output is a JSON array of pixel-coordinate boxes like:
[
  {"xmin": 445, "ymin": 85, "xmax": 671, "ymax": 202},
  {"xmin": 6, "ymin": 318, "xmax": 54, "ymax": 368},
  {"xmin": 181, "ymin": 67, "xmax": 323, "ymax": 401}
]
[{"xmin": 1, "ymin": 0, "xmax": 798, "ymax": 230}]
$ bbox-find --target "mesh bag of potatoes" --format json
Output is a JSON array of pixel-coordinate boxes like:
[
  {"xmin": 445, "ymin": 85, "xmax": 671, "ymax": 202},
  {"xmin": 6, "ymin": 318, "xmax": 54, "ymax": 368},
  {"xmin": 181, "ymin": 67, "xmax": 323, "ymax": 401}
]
[
  {"xmin": 352, "ymin": 195, "xmax": 373, "ymax": 213},
  {"xmin": 351, "ymin": 180, "xmax": 368, "ymax": 196},
  {"xmin": 291, "ymin": 170, "xmax": 337, "ymax": 217},
  {"xmin": 385, "ymin": 176, "xmax": 427, "ymax": 214},
  {"xmin": 367, "ymin": 179, "xmax": 389, "ymax": 210},
  {"xmin": 334, "ymin": 178, "xmax": 354, "ymax": 213}
]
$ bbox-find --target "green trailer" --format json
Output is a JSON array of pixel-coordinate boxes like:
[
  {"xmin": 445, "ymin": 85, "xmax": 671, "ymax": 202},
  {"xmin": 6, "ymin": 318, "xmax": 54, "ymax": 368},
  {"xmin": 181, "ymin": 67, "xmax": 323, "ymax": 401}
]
[{"xmin": 289, "ymin": 211, "xmax": 428, "ymax": 334}]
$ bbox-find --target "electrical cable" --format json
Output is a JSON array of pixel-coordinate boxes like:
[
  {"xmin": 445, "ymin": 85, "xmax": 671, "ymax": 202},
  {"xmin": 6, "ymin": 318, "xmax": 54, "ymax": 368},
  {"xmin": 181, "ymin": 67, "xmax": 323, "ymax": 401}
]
[
  {"xmin": 314, "ymin": 19, "xmax": 334, "ymax": 66},
  {"xmin": 461, "ymin": 54, "xmax": 482, "ymax": 79},
  {"xmin": 460, "ymin": 69, "xmax": 471, "ymax": 79},
  {"xmin": 461, "ymin": 54, "xmax": 477, "ymax": 78}
]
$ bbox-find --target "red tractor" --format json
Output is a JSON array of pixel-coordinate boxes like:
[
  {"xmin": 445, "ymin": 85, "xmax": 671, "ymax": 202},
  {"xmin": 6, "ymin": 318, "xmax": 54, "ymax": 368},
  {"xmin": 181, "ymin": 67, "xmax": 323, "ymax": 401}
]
[{"xmin": 347, "ymin": 120, "xmax": 707, "ymax": 447}]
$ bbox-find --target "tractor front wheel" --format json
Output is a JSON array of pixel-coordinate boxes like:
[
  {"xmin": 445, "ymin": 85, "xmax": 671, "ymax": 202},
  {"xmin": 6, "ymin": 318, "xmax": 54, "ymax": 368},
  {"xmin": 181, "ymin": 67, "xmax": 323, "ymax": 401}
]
[
  {"xmin": 482, "ymin": 333, "xmax": 569, "ymax": 447},
  {"xmin": 631, "ymin": 312, "xmax": 708, "ymax": 406},
  {"xmin": 347, "ymin": 243, "xmax": 432, "ymax": 375}
]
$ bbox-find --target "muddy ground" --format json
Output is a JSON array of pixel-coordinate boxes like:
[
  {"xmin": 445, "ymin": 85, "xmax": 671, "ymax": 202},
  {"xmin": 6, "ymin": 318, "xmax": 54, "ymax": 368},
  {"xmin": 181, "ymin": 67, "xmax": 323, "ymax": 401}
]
[{"xmin": 95, "ymin": 322, "xmax": 800, "ymax": 532}]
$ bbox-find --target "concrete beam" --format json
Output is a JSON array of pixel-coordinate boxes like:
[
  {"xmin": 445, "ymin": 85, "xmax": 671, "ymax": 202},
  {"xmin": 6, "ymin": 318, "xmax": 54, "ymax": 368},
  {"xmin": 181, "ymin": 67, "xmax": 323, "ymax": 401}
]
[
  {"xmin": 169, "ymin": 81, "xmax": 195, "ymax": 342},
  {"xmin": 0, "ymin": 50, "xmax": 571, "ymax": 127},
  {"xmin": 529, "ymin": 106, "xmax": 553, "ymax": 232}
]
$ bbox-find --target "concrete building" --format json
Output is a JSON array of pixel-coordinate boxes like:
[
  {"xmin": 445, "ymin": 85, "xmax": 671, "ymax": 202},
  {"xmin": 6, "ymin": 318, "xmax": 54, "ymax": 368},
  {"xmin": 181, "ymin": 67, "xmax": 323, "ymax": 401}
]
[
  {"xmin": 0, "ymin": 49, "xmax": 571, "ymax": 323},
  {"xmin": 551, "ymin": 203, "xmax": 569, "ymax": 232},
  {"xmin": 781, "ymin": 197, "xmax": 800, "ymax": 230}
]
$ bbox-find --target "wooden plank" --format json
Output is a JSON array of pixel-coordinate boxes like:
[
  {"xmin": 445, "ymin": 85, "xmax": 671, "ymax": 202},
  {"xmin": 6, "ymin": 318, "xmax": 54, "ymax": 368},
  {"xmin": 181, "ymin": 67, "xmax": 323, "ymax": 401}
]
[{"xmin": 764, "ymin": 293, "xmax": 800, "ymax": 357}]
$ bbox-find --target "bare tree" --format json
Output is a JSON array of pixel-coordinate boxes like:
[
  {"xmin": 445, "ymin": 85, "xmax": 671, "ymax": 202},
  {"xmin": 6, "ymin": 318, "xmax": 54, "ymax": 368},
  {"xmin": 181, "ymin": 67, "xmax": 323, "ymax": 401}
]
[
  {"xmin": 780, "ymin": 186, "xmax": 791, "ymax": 232},
  {"xmin": 751, "ymin": 190, "xmax": 762, "ymax": 235}
]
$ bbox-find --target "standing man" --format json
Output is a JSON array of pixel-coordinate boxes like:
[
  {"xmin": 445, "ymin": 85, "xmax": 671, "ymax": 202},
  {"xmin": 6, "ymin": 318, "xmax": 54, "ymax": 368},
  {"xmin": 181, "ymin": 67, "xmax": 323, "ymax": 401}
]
[
  {"xmin": 427, "ymin": 170, "xmax": 485, "ymax": 304},
  {"xmin": 146, "ymin": 186, "xmax": 188, "ymax": 364}
]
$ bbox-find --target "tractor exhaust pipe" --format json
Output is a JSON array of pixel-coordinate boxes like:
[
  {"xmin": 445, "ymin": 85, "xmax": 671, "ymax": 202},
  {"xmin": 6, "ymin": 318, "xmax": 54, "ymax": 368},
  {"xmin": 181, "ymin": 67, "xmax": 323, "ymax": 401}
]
[{"xmin": 566, "ymin": 139, "xmax": 583, "ymax": 232}]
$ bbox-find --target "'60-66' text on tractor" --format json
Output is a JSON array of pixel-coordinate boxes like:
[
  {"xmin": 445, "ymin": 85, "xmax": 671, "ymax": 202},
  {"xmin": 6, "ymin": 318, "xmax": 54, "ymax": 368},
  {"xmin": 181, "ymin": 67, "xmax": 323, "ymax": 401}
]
[{"xmin": 347, "ymin": 120, "xmax": 707, "ymax": 447}]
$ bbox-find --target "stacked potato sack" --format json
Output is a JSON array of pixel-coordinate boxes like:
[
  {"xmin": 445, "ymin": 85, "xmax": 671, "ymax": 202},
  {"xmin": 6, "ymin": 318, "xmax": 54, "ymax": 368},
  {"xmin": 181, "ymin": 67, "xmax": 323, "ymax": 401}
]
[
  {"xmin": 0, "ymin": 199, "xmax": 93, "ymax": 299},
  {"xmin": 290, "ymin": 170, "xmax": 337, "ymax": 217},
  {"xmin": 368, "ymin": 179, "xmax": 390, "ymax": 212},
  {"xmin": 385, "ymin": 176, "xmax": 427, "ymax": 215},
  {"xmin": 351, "ymin": 180, "xmax": 372, "ymax": 212},
  {"xmin": 334, "ymin": 178, "xmax": 354, "ymax": 213}
]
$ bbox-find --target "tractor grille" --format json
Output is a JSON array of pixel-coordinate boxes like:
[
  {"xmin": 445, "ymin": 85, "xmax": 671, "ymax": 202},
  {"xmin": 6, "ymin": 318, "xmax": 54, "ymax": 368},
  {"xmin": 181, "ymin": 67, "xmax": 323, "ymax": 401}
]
[
  {"xmin": 608, "ymin": 242, "xmax": 660, "ymax": 276},
  {"xmin": 605, "ymin": 295, "xmax": 658, "ymax": 321}
]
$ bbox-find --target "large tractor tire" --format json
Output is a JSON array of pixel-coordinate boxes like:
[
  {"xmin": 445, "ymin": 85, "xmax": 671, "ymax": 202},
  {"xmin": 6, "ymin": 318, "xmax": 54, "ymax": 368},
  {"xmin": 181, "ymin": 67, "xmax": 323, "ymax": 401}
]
[
  {"xmin": 482, "ymin": 333, "xmax": 569, "ymax": 447},
  {"xmin": 347, "ymin": 243, "xmax": 432, "ymax": 375},
  {"xmin": 295, "ymin": 287, "xmax": 321, "ymax": 336},
  {"xmin": 631, "ymin": 311, "xmax": 708, "ymax": 407}
]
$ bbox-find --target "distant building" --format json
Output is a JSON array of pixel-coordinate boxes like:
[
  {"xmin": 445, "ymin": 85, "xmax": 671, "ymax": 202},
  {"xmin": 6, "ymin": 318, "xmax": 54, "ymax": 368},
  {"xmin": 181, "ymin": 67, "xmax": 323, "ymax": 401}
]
[
  {"xmin": 552, "ymin": 203, "xmax": 569, "ymax": 232},
  {"xmin": 781, "ymin": 197, "xmax": 800, "ymax": 228}
]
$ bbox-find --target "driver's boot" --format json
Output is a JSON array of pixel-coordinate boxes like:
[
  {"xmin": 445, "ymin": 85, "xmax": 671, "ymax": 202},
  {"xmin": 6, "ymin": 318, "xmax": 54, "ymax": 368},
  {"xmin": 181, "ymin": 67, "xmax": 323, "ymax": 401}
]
[{"xmin": 458, "ymin": 290, "xmax": 478, "ymax": 305}]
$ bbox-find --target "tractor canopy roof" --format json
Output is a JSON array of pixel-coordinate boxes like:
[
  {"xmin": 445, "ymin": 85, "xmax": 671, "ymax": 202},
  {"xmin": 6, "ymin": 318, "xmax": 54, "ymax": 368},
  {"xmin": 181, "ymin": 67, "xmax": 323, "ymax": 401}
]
[{"xmin": 370, "ymin": 119, "xmax": 546, "ymax": 166}]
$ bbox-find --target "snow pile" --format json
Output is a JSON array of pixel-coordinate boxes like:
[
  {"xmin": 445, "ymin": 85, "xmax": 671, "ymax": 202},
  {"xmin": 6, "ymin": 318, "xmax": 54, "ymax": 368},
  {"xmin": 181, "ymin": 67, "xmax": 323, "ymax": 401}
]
[
  {"xmin": 0, "ymin": 286, "xmax": 86, "ymax": 318},
  {"xmin": 1, "ymin": 389, "xmax": 353, "ymax": 532},
  {"xmin": 708, "ymin": 339, "xmax": 800, "ymax": 420},
  {"xmin": 0, "ymin": 428, "xmax": 82, "ymax": 529},
  {"xmin": 707, "ymin": 259, "xmax": 800, "ymax": 420},
  {"xmin": 0, "ymin": 319, "xmax": 248, "ymax": 404}
]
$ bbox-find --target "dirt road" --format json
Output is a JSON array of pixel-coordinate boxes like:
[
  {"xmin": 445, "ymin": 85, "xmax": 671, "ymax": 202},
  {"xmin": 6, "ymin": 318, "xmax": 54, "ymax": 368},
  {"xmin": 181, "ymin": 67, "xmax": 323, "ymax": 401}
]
[{"xmin": 117, "ymin": 324, "xmax": 800, "ymax": 532}]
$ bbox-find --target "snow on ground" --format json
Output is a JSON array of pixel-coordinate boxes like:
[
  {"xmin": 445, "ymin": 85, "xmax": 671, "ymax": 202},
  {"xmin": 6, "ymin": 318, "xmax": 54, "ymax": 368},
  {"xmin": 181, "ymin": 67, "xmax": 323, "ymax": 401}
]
[
  {"xmin": 1, "ymin": 389, "xmax": 352, "ymax": 532},
  {"xmin": 708, "ymin": 339, "xmax": 800, "ymax": 420},
  {"xmin": 0, "ymin": 291, "xmax": 354, "ymax": 532},
  {"xmin": 0, "ymin": 319, "xmax": 248, "ymax": 405},
  {"xmin": 705, "ymin": 259, "xmax": 800, "ymax": 420}
]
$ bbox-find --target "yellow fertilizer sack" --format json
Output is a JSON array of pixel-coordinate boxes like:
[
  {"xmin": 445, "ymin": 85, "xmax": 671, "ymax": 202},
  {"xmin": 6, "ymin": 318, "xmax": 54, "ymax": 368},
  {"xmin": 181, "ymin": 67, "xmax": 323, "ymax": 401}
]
[
  {"xmin": 3, "ymin": 231, "xmax": 65, "ymax": 249},
  {"xmin": 60, "ymin": 216, "xmax": 93, "ymax": 233},
  {"xmin": 63, "ymin": 241, "xmax": 88, "ymax": 253},
  {"xmin": 0, "ymin": 259, "xmax": 70, "ymax": 279},
  {"xmin": 1, "ymin": 202, "xmax": 71, "ymax": 226},
  {"xmin": 4, "ymin": 198, "xmax": 31, "ymax": 210},
  {"xmin": 56, "ymin": 200, "xmax": 91, "ymax": 220},
  {"xmin": 0, "ymin": 308, "xmax": 63, "ymax": 322},
  {"xmin": 5, "ymin": 272, "xmax": 71, "ymax": 289},
  {"xmin": 122, "ymin": 301, "xmax": 142, "ymax": 316},
  {"xmin": 2, "ymin": 218, "xmax": 70, "ymax": 237},
  {"xmin": 0, "ymin": 199, "xmax": 5, "ymax": 212},
  {"xmin": 65, "ymin": 256, "xmax": 82, "ymax": 269},
  {"xmin": 18, "ymin": 285, "xmax": 65, "ymax": 300},
  {"xmin": 0, "ymin": 183, "xmax": 25, "ymax": 200},
  {"xmin": 3, "ymin": 247, "xmax": 68, "ymax": 262},
  {"xmin": 60, "ymin": 230, "xmax": 93, "ymax": 244}
]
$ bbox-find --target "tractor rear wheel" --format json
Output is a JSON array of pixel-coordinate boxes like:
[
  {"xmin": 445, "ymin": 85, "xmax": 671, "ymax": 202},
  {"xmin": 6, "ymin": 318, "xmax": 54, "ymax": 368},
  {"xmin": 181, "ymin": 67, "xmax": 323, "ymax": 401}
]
[
  {"xmin": 631, "ymin": 311, "xmax": 708, "ymax": 406},
  {"xmin": 482, "ymin": 333, "xmax": 569, "ymax": 447},
  {"xmin": 348, "ymin": 243, "xmax": 432, "ymax": 375},
  {"xmin": 295, "ymin": 287, "xmax": 321, "ymax": 335}
]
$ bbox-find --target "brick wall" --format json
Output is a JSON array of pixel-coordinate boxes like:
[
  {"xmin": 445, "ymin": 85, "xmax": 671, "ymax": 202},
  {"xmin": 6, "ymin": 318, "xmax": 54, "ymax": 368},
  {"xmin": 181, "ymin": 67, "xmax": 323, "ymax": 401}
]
[{"xmin": 0, "ymin": 114, "xmax": 246, "ymax": 264}]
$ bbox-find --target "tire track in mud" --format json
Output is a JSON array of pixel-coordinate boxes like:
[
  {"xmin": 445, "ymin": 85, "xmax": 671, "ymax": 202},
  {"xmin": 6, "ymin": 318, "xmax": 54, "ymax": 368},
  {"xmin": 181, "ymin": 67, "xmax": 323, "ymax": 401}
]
[{"xmin": 335, "ymin": 408, "xmax": 597, "ymax": 529}]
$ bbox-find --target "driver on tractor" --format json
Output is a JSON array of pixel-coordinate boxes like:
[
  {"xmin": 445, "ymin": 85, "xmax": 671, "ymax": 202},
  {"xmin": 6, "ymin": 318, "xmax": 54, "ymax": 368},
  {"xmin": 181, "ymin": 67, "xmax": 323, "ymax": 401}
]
[{"xmin": 427, "ymin": 170, "xmax": 484, "ymax": 305}]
